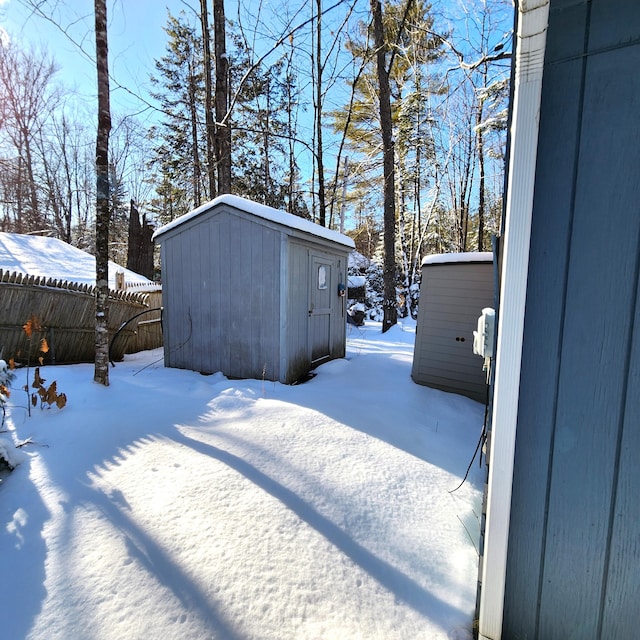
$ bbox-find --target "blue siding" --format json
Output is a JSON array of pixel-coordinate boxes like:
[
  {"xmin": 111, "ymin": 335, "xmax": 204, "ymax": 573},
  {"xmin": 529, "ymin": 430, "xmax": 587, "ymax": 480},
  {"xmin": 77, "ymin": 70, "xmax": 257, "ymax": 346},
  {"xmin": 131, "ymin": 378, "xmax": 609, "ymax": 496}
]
[{"xmin": 503, "ymin": 1, "xmax": 640, "ymax": 638}]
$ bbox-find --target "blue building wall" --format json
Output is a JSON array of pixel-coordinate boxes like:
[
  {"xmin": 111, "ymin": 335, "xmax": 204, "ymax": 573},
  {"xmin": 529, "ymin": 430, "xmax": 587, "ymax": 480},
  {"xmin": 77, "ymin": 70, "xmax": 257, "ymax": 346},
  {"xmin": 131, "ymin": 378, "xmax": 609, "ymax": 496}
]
[{"xmin": 502, "ymin": 1, "xmax": 640, "ymax": 638}]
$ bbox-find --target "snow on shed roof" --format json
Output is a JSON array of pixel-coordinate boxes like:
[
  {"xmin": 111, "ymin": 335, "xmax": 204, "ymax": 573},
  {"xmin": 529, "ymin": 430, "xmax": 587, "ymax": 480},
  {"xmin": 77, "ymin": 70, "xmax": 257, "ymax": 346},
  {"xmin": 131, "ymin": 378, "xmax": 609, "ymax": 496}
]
[
  {"xmin": 0, "ymin": 232, "xmax": 155, "ymax": 289},
  {"xmin": 348, "ymin": 275, "xmax": 366, "ymax": 288},
  {"xmin": 152, "ymin": 194, "xmax": 355, "ymax": 250},
  {"xmin": 421, "ymin": 251, "xmax": 493, "ymax": 267}
]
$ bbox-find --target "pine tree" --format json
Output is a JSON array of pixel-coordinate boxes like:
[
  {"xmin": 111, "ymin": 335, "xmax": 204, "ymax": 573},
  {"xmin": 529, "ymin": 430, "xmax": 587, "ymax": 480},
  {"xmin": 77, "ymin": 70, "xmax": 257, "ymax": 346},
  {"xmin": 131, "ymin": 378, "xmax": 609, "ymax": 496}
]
[{"xmin": 149, "ymin": 12, "xmax": 206, "ymax": 221}]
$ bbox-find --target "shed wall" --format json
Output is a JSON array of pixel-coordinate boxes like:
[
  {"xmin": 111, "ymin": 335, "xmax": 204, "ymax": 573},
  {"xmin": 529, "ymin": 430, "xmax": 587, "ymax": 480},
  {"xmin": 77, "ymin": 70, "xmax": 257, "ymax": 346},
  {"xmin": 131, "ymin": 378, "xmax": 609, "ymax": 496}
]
[
  {"xmin": 503, "ymin": 2, "xmax": 640, "ymax": 638},
  {"xmin": 161, "ymin": 208, "xmax": 282, "ymax": 381},
  {"xmin": 412, "ymin": 261, "xmax": 493, "ymax": 402}
]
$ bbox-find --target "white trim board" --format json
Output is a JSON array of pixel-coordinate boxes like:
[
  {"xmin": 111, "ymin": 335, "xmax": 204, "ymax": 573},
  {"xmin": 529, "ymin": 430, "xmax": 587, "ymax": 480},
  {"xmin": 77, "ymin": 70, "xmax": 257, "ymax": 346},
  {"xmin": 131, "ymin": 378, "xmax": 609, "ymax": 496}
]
[{"xmin": 477, "ymin": 1, "xmax": 550, "ymax": 639}]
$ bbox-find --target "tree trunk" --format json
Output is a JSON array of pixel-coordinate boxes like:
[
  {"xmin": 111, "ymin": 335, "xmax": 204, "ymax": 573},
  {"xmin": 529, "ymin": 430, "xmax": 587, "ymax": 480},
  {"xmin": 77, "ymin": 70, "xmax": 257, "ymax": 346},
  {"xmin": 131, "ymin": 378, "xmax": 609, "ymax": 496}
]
[
  {"xmin": 315, "ymin": 0, "xmax": 326, "ymax": 226},
  {"xmin": 127, "ymin": 198, "xmax": 141, "ymax": 272},
  {"xmin": 140, "ymin": 214, "xmax": 155, "ymax": 280},
  {"xmin": 94, "ymin": 0, "xmax": 111, "ymax": 386},
  {"xmin": 200, "ymin": 0, "xmax": 216, "ymax": 199},
  {"xmin": 476, "ymin": 67, "xmax": 488, "ymax": 252},
  {"xmin": 477, "ymin": 108, "xmax": 486, "ymax": 251},
  {"xmin": 371, "ymin": 0, "xmax": 397, "ymax": 333},
  {"xmin": 188, "ymin": 70, "xmax": 202, "ymax": 207},
  {"xmin": 127, "ymin": 200, "xmax": 155, "ymax": 280},
  {"xmin": 285, "ymin": 41, "xmax": 297, "ymax": 215},
  {"xmin": 213, "ymin": 0, "xmax": 231, "ymax": 194}
]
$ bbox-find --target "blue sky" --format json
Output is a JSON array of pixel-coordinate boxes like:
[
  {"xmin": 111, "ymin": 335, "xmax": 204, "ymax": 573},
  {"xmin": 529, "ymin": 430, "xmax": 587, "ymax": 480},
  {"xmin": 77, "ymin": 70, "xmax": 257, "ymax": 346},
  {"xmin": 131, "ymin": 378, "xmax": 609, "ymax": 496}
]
[{"xmin": 1, "ymin": 0, "xmax": 199, "ymax": 120}]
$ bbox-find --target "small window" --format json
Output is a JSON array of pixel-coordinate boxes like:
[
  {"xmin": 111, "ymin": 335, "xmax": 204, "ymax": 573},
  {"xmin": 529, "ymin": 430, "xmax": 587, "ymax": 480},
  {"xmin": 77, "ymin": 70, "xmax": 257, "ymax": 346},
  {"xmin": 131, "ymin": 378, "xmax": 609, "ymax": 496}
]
[{"xmin": 318, "ymin": 265, "xmax": 327, "ymax": 289}]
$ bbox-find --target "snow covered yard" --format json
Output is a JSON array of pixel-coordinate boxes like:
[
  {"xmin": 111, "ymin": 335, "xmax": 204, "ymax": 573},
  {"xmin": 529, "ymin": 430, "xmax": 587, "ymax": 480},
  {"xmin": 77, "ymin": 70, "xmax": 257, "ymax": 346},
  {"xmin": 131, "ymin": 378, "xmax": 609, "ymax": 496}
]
[{"xmin": 0, "ymin": 321, "xmax": 485, "ymax": 640}]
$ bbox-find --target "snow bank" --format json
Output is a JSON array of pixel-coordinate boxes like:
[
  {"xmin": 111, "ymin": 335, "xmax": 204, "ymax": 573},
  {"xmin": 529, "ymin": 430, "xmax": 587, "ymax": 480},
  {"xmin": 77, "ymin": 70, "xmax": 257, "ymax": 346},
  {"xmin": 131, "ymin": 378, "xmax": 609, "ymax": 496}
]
[{"xmin": 0, "ymin": 321, "xmax": 484, "ymax": 640}]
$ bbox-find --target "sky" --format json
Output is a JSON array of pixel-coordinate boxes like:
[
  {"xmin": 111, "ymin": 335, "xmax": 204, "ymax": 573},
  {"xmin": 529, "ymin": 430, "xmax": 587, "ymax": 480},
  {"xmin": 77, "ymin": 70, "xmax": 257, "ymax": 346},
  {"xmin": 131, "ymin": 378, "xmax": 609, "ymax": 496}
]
[
  {"xmin": 0, "ymin": 0, "xmax": 359, "ymax": 201},
  {"xmin": 1, "ymin": 0, "xmax": 186, "ymax": 120},
  {"xmin": 0, "ymin": 0, "xmax": 357, "ymax": 122}
]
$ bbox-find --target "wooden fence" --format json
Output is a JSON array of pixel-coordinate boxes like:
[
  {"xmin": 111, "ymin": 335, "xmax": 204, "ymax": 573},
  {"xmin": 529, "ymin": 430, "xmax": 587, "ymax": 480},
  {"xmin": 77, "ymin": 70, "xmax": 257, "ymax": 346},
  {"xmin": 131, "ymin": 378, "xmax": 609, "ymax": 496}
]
[{"xmin": 0, "ymin": 269, "xmax": 163, "ymax": 364}]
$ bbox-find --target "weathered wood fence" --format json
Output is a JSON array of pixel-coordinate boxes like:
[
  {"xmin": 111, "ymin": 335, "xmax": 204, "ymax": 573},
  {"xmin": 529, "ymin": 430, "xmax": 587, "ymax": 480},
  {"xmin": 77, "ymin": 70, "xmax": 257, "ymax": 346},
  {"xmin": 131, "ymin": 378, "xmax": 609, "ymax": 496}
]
[{"xmin": 0, "ymin": 269, "xmax": 162, "ymax": 364}]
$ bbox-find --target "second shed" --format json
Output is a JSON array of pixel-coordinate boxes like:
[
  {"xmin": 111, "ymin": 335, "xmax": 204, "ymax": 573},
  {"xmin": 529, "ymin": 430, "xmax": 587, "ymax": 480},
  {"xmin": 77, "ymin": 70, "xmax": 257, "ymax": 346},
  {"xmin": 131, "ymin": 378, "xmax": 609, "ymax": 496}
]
[{"xmin": 411, "ymin": 252, "xmax": 494, "ymax": 402}]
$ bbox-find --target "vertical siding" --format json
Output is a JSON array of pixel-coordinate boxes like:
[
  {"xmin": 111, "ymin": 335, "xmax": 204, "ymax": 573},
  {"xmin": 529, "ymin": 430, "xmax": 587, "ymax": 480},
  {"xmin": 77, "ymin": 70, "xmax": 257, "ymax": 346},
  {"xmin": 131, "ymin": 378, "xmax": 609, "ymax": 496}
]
[
  {"xmin": 217, "ymin": 213, "xmax": 231, "ymax": 374},
  {"xmin": 502, "ymin": 52, "xmax": 585, "ymax": 640},
  {"xmin": 412, "ymin": 261, "xmax": 493, "ymax": 402},
  {"xmin": 504, "ymin": 2, "xmax": 640, "ymax": 638},
  {"xmin": 602, "ymin": 275, "xmax": 640, "ymax": 637},
  {"xmin": 259, "ymin": 226, "xmax": 280, "ymax": 381},
  {"xmin": 161, "ymin": 207, "xmax": 281, "ymax": 380},
  {"xmin": 286, "ymin": 241, "xmax": 310, "ymax": 383},
  {"xmin": 163, "ymin": 228, "xmax": 193, "ymax": 369},
  {"xmin": 212, "ymin": 211, "xmax": 281, "ymax": 380},
  {"xmin": 191, "ymin": 220, "xmax": 208, "ymax": 374},
  {"xmin": 284, "ymin": 242, "xmax": 348, "ymax": 383},
  {"xmin": 228, "ymin": 214, "xmax": 249, "ymax": 377},
  {"xmin": 538, "ymin": 44, "xmax": 640, "ymax": 640}
]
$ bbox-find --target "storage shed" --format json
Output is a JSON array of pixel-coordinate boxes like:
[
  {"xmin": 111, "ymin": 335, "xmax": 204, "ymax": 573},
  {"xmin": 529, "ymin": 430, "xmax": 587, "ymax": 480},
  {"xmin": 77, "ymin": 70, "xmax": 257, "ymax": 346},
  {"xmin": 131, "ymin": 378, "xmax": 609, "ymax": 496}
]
[
  {"xmin": 411, "ymin": 252, "xmax": 494, "ymax": 402},
  {"xmin": 153, "ymin": 194, "xmax": 354, "ymax": 383}
]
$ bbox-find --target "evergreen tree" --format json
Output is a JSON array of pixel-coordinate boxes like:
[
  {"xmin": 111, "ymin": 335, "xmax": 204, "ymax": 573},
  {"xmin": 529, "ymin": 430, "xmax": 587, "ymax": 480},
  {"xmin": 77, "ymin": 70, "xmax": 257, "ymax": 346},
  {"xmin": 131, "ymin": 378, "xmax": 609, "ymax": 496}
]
[
  {"xmin": 229, "ymin": 35, "xmax": 305, "ymax": 213},
  {"xmin": 332, "ymin": 0, "xmax": 444, "ymax": 325},
  {"xmin": 149, "ymin": 12, "xmax": 207, "ymax": 223}
]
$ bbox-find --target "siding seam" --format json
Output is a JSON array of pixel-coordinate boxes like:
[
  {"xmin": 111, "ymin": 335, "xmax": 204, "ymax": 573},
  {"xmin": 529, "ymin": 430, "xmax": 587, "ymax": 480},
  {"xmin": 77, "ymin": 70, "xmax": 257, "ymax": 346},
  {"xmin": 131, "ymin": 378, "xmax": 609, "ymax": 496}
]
[
  {"xmin": 535, "ymin": 1, "xmax": 592, "ymax": 634},
  {"xmin": 596, "ymin": 186, "xmax": 640, "ymax": 640}
]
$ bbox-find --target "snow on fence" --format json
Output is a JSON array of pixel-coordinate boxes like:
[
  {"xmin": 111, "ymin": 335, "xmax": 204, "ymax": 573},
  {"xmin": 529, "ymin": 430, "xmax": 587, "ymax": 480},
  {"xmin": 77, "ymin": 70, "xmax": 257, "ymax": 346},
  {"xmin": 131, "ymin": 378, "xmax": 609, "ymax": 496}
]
[{"xmin": 0, "ymin": 269, "xmax": 162, "ymax": 364}]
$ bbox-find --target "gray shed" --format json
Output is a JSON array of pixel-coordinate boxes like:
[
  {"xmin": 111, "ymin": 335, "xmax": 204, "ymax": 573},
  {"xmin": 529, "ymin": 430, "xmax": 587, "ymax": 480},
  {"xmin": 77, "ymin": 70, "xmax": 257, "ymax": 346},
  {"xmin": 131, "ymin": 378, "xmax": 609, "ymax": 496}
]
[
  {"xmin": 411, "ymin": 252, "xmax": 494, "ymax": 402},
  {"xmin": 152, "ymin": 195, "xmax": 354, "ymax": 384}
]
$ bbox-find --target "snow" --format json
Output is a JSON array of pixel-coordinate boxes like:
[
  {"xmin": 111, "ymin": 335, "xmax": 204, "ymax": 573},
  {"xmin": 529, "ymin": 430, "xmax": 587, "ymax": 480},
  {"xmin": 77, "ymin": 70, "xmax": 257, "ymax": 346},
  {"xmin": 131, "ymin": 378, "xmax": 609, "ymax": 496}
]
[
  {"xmin": 422, "ymin": 252, "xmax": 493, "ymax": 266},
  {"xmin": 348, "ymin": 250, "xmax": 371, "ymax": 270},
  {"xmin": 0, "ymin": 321, "xmax": 485, "ymax": 640},
  {"xmin": 348, "ymin": 275, "xmax": 366, "ymax": 288},
  {"xmin": 152, "ymin": 194, "xmax": 355, "ymax": 250},
  {"xmin": 0, "ymin": 232, "xmax": 155, "ymax": 289}
]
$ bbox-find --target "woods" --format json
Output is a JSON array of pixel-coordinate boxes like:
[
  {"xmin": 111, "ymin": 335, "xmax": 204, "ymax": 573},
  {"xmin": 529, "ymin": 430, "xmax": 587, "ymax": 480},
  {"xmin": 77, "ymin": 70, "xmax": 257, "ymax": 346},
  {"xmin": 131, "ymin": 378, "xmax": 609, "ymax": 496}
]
[{"xmin": 0, "ymin": 0, "xmax": 513, "ymax": 330}]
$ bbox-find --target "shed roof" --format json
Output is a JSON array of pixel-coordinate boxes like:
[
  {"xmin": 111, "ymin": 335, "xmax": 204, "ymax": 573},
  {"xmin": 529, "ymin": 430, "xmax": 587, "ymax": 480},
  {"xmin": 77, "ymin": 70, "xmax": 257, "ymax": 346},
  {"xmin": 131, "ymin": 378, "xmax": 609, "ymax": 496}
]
[
  {"xmin": 421, "ymin": 251, "xmax": 493, "ymax": 267},
  {"xmin": 153, "ymin": 194, "xmax": 355, "ymax": 250}
]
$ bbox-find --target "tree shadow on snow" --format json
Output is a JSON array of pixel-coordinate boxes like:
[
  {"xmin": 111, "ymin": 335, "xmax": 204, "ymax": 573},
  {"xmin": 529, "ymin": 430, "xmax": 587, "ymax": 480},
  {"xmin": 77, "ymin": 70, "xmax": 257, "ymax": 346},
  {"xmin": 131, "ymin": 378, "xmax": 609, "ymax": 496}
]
[
  {"xmin": 0, "ymin": 456, "xmax": 49, "ymax": 640},
  {"xmin": 83, "ymin": 480, "xmax": 245, "ymax": 640},
  {"xmin": 171, "ymin": 430, "xmax": 467, "ymax": 631}
]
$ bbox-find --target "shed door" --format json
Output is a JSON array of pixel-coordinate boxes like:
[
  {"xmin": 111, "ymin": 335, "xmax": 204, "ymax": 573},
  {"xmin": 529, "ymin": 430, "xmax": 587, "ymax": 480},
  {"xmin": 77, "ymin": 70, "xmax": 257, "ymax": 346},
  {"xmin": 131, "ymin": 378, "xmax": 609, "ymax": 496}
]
[{"xmin": 309, "ymin": 255, "xmax": 332, "ymax": 364}]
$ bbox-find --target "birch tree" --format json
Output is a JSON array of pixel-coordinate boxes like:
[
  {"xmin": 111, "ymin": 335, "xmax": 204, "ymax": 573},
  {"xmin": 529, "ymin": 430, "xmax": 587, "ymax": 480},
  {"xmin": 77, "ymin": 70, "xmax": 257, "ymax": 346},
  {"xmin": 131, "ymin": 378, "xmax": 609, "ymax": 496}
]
[{"xmin": 94, "ymin": 0, "xmax": 111, "ymax": 386}]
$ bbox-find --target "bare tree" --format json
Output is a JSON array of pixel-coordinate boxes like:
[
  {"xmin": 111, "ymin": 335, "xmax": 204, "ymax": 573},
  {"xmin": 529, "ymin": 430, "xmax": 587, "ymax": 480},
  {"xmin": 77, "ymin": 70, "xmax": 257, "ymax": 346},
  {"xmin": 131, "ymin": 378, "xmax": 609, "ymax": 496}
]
[
  {"xmin": 0, "ymin": 43, "xmax": 59, "ymax": 233},
  {"xmin": 214, "ymin": 0, "xmax": 231, "ymax": 194},
  {"xmin": 200, "ymin": 0, "xmax": 216, "ymax": 199},
  {"xmin": 94, "ymin": 0, "xmax": 111, "ymax": 386},
  {"xmin": 314, "ymin": 0, "xmax": 327, "ymax": 226},
  {"xmin": 370, "ymin": 0, "xmax": 397, "ymax": 332}
]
